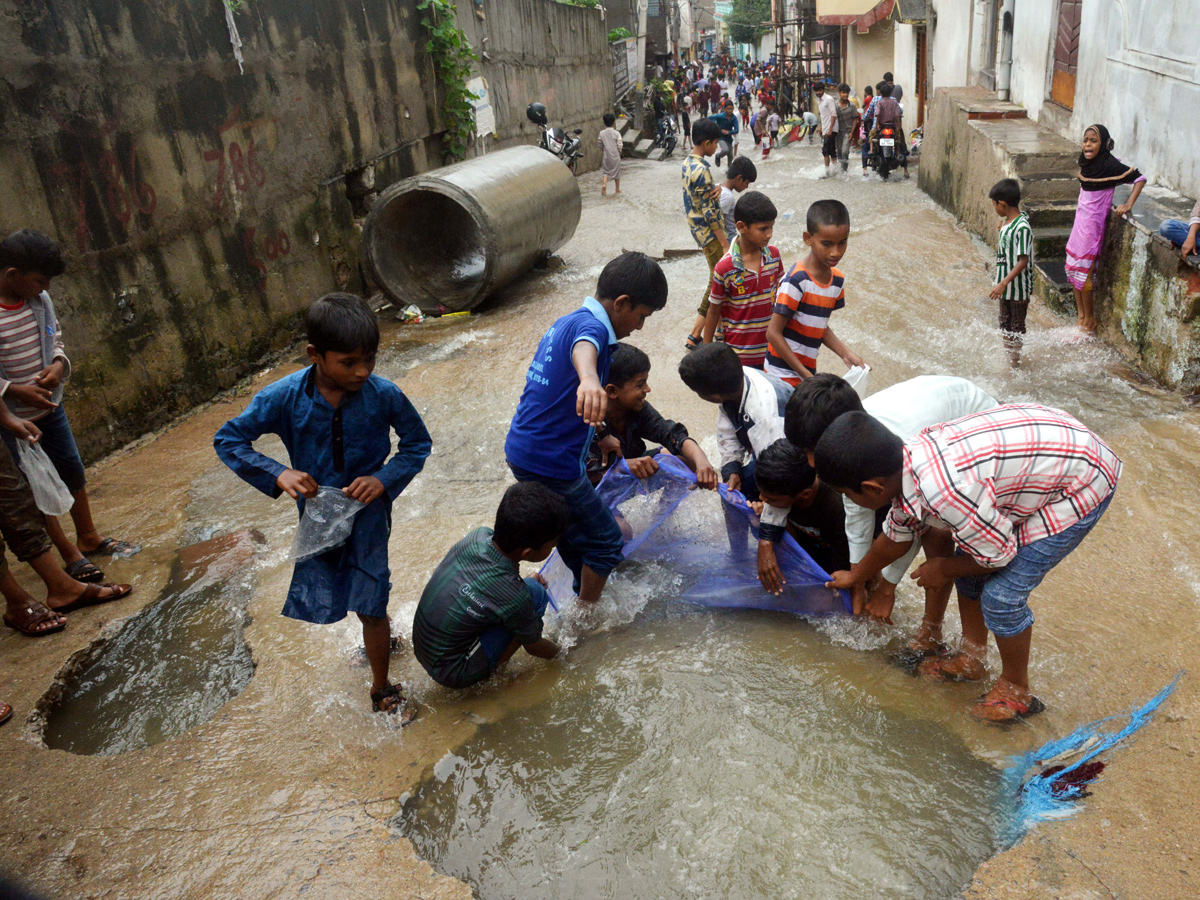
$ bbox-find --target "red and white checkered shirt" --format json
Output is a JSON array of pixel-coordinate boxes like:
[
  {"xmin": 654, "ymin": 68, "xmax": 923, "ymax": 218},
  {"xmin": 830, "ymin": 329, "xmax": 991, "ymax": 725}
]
[{"xmin": 884, "ymin": 404, "xmax": 1122, "ymax": 568}]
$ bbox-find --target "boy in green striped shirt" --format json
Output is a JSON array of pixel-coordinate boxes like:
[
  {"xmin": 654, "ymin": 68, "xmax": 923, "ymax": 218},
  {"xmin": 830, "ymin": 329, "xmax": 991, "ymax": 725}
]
[
  {"xmin": 412, "ymin": 482, "xmax": 568, "ymax": 690},
  {"xmin": 988, "ymin": 179, "xmax": 1033, "ymax": 367}
]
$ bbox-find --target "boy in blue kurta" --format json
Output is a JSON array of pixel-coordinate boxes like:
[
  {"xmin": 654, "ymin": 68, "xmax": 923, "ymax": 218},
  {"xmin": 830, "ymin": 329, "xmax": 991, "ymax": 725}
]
[
  {"xmin": 504, "ymin": 251, "xmax": 668, "ymax": 606},
  {"xmin": 214, "ymin": 293, "xmax": 432, "ymax": 719}
]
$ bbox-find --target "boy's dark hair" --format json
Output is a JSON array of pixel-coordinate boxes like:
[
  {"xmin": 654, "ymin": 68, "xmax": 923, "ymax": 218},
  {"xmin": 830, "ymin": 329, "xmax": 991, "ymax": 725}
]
[
  {"xmin": 806, "ymin": 199, "xmax": 850, "ymax": 235},
  {"xmin": 784, "ymin": 373, "xmax": 863, "ymax": 450},
  {"xmin": 693, "ymin": 117, "xmax": 721, "ymax": 144},
  {"xmin": 494, "ymin": 482, "xmax": 569, "ymax": 553},
  {"xmin": 608, "ymin": 342, "xmax": 651, "ymax": 387},
  {"xmin": 755, "ymin": 439, "xmax": 816, "ymax": 495},
  {"xmin": 306, "ymin": 293, "xmax": 380, "ymax": 355},
  {"xmin": 813, "ymin": 411, "xmax": 903, "ymax": 492},
  {"xmin": 596, "ymin": 251, "xmax": 668, "ymax": 310},
  {"xmin": 678, "ymin": 342, "xmax": 744, "ymax": 398},
  {"xmin": 603, "ymin": 112, "xmax": 616, "ymax": 127},
  {"xmin": 727, "ymin": 155, "xmax": 757, "ymax": 183},
  {"xmin": 734, "ymin": 190, "xmax": 777, "ymax": 227},
  {"xmin": 864, "ymin": 85, "xmax": 874, "ymax": 96},
  {"xmin": 814, "ymin": 82, "xmax": 825, "ymax": 92},
  {"xmin": 879, "ymin": 82, "xmax": 894, "ymax": 97},
  {"xmin": 876, "ymin": 80, "xmax": 887, "ymax": 93},
  {"xmin": 0, "ymin": 229, "xmax": 66, "ymax": 278},
  {"xmin": 989, "ymin": 178, "xmax": 1022, "ymax": 208},
  {"xmin": 838, "ymin": 83, "xmax": 851, "ymax": 94},
  {"xmin": 884, "ymin": 71, "xmax": 894, "ymax": 82}
]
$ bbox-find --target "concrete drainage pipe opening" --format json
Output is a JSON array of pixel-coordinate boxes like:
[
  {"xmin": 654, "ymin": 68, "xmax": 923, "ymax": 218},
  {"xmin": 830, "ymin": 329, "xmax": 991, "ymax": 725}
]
[{"xmin": 363, "ymin": 146, "xmax": 582, "ymax": 314}]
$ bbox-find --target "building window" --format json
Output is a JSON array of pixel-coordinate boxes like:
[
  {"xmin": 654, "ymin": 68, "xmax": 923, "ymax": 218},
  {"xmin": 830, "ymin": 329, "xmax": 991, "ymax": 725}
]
[{"xmin": 649, "ymin": 0, "xmax": 660, "ymax": 15}]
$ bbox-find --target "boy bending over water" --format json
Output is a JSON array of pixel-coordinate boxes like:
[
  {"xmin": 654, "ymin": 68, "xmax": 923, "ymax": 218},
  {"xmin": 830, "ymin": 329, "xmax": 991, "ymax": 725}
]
[
  {"xmin": 215, "ymin": 294, "xmax": 432, "ymax": 720},
  {"xmin": 413, "ymin": 483, "xmax": 567, "ymax": 689},
  {"xmin": 817, "ymin": 405, "xmax": 1120, "ymax": 722}
]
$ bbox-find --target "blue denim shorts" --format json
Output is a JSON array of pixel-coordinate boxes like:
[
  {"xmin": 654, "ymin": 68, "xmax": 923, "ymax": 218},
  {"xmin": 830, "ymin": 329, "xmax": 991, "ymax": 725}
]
[
  {"xmin": 479, "ymin": 578, "xmax": 551, "ymax": 666},
  {"xmin": 508, "ymin": 464, "xmax": 624, "ymax": 590},
  {"xmin": 2, "ymin": 404, "xmax": 87, "ymax": 494},
  {"xmin": 955, "ymin": 493, "xmax": 1113, "ymax": 638}
]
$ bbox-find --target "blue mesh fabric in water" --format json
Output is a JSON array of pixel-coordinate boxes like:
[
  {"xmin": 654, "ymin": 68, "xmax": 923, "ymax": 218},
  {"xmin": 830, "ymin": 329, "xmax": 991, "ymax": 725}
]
[{"xmin": 540, "ymin": 454, "xmax": 851, "ymax": 617}]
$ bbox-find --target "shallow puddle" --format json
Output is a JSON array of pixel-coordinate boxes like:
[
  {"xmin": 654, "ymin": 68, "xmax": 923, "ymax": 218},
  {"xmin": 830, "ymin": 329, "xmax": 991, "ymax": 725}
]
[
  {"xmin": 42, "ymin": 532, "xmax": 261, "ymax": 756},
  {"xmin": 396, "ymin": 603, "xmax": 1010, "ymax": 900}
]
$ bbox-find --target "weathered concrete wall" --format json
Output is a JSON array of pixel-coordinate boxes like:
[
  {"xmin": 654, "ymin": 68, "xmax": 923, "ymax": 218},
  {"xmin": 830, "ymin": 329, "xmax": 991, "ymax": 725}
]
[
  {"xmin": 0, "ymin": 0, "xmax": 610, "ymax": 462},
  {"xmin": 844, "ymin": 25, "xmax": 894, "ymax": 97},
  {"xmin": 458, "ymin": 0, "xmax": 612, "ymax": 173}
]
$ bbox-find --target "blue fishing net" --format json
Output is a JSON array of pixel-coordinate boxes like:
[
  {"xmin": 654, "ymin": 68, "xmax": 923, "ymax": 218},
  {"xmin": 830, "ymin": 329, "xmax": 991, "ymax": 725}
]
[{"xmin": 540, "ymin": 454, "xmax": 851, "ymax": 617}]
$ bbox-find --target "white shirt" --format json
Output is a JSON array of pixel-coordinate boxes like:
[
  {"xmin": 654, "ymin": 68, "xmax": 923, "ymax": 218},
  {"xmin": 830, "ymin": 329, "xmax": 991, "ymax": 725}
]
[
  {"xmin": 716, "ymin": 367, "xmax": 791, "ymax": 534},
  {"xmin": 818, "ymin": 94, "xmax": 838, "ymax": 134},
  {"xmin": 719, "ymin": 186, "xmax": 738, "ymax": 242},
  {"xmin": 847, "ymin": 376, "xmax": 1000, "ymax": 582}
]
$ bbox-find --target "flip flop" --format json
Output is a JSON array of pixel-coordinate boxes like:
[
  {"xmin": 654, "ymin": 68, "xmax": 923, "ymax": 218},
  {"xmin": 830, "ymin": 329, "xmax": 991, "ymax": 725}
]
[
  {"xmin": 917, "ymin": 653, "xmax": 988, "ymax": 683},
  {"xmin": 685, "ymin": 334, "xmax": 701, "ymax": 352},
  {"xmin": 3, "ymin": 601, "xmax": 67, "ymax": 637},
  {"xmin": 83, "ymin": 538, "xmax": 142, "ymax": 560},
  {"xmin": 971, "ymin": 693, "xmax": 1046, "ymax": 724},
  {"xmin": 53, "ymin": 582, "xmax": 132, "ymax": 614},
  {"xmin": 65, "ymin": 558, "xmax": 106, "ymax": 584},
  {"xmin": 371, "ymin": 683, "xmax": 417, "ymax": 726},
  {"xmin": 0, "ymin": 702, "xmax": 11, "ymax": 727},
  {"xmin": 889, "ymin": 644, "xmax": 944, "ymax": 675}
]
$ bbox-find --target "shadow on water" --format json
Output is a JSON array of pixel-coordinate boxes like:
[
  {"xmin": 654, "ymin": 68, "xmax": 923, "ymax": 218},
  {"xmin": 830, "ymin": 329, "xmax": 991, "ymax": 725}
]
[
  {"xmin": 395, "ymin": 605, "xmax": 1013, "ymax": 900},
  {"xmin": 40, "ymin": 531, "xmax": 263, "ymax": 756}
]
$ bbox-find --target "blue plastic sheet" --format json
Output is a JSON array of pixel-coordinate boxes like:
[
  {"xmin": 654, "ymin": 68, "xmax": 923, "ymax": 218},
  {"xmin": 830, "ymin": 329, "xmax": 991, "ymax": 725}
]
[{"xmin": 540, "ymin": 454, "xmax": 851, "ymax": 617}]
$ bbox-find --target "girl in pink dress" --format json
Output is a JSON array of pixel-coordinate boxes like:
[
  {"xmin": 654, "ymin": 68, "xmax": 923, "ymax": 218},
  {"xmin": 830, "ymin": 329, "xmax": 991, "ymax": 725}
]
[{"xmin": 1064, "ymin": 124, "xmax": 1145, "ymax": 335}]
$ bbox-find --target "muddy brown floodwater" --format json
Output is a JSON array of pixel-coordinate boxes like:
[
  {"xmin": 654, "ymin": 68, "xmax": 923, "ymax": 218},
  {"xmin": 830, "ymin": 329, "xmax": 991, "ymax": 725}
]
[{"xmin": 1, "ymin": 131, "xmax": 1198, "ymax": 900}]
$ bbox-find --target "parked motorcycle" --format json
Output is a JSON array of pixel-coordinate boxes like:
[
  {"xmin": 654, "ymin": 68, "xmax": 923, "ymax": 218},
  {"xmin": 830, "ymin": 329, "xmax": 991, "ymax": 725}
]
[
  {"xmin": 527, "ymin": 102, "xmax": 583, "ymax": 175},
  {"xmin": 872, "ymin": 124, "xmax": 899, "ymax": 180},
  {"xmin": 653, "ymin": 114, "xmax": 678, "ymax": 158}
]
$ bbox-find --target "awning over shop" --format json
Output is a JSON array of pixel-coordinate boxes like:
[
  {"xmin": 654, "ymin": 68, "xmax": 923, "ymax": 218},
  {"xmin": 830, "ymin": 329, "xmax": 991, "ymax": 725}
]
[{"xmin": 814, "ymin": 0, "xmax": 895, "ymax": 27}]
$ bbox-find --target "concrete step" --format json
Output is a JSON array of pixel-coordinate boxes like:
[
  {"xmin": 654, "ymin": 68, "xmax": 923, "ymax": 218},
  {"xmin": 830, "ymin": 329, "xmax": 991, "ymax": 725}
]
[
  {"xmin": 1012, "ymin": 152, "xmax": 1080, "ymax": 179},
  {"xmin": 1020, "ymin": 173, "xmax": 1080, "ymax": 203},
  {"xmin": 1025, "ymin": 200, "xmax": 1077, "ymax": 229},
  {"xmin": 1033, "ymin": 225, "xmax": 1073, "ymax": 259},
  {"xmin": 632, "ymin": 138, "xmax": 655, "ymax": 159},
  {"xmin": 1032, "ymin": 258, "xmax": 1075, "ymax": 315}
]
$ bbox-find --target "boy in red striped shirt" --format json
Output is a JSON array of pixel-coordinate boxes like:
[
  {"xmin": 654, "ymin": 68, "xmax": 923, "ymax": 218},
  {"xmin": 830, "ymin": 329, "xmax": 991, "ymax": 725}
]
[
  {"xmin": 703, "ymin": 191, "xmax": 783, "ymax": 368},
  {"xmin": 766, "ymin": 199, "xmax": 865, "ymax": 385}
]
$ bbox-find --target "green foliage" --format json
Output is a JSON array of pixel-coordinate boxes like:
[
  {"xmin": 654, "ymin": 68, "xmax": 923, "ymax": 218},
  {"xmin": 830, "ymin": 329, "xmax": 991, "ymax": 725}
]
[
  {"xmin": 608, "ymin": 26, "xmax": 633, "ymax": 42},
  {"xmin": 418, "ymin": 0, "xmax": 480, "ymax": 161},
  {"xmin": 728, "ymin": 0, "xmax": 772, "ymax": 45},
  {"xmin": 557, "ymin": 0, "xmax": 600, "ymax": 7}
]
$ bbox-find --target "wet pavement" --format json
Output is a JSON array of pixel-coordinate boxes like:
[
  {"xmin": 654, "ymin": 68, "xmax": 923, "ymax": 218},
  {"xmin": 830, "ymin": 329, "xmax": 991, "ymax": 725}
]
[{"xmin": 1, "ymin": 130, "xmax": 1198, "ymax": 899}]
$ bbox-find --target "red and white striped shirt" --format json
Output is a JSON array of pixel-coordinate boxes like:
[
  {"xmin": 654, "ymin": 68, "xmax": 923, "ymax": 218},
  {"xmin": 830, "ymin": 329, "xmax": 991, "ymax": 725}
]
[
  {"xmin": 0, "ymin": 301, "xmax": 49, "ymax": 420},
  {"xmin": 884, "ymin": 404, "xmax": 1122, "ymax": 568}
]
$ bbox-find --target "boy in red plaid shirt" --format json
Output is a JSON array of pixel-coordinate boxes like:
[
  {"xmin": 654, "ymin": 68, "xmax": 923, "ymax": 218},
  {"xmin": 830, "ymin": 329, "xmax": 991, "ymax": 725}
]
[{"xmin": 817, "ymin": 404, "xmax": 1121, "ymax": 723}]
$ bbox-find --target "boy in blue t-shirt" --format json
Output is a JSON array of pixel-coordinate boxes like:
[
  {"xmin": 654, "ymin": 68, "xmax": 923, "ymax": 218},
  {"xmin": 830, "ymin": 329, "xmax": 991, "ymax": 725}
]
[
  {"xmin": 505, "ymin": 252, "xmax": 669, "ymax": 605},
  {"xmin": 214, "ymin": 294, "xmax": 432, "ymax": 721}
]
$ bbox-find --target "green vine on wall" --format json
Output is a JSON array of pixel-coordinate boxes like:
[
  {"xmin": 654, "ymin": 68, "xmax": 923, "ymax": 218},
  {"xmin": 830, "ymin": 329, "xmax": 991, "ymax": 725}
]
[{"xmin": 418, "ymin": 0, "xmax": 479, "ymax": 161}]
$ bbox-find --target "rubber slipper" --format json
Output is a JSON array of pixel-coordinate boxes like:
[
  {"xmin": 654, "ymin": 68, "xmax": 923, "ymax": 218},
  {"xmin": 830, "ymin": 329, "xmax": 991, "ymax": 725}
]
[
  {"xmin": 918, "ymin": 653, "xmax": 988, "ymax": 683},
  {"xmin": 889, "ymin": 644, "xmax": 947, "ymax": 675},
  {"xmin": 53, "ymin": 582, "xmax": 132, "ymax": 614},
  {"xmin": 685, "ymin": 334, "xmax": 701, "ymax": 352},
  {"xmin": 0, "ymin": 702, "xmax": 11, "ymax": 727},
  {"xmin": 83, "ymin": 538, "xmax": 142, "ymax": 560},
  {"xmin": 3, "ymin": 602, "xmax": 67, "ymax": 637},
  {"xmin": 971, "ymin": 693, "xmax": 1046, "ymax": 724},
  {"xmin": 65, "ymin": 558, "xmax": 106, "ymax": 584},
  {"xmin": 371, "ymin": 684, "xmax": 417, "ymax": 726}
]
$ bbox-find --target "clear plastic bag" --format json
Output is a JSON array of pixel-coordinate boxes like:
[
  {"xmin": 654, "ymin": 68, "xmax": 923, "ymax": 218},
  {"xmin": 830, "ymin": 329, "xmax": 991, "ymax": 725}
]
[
  {"xmin": 842, "ymin": 365, "xmax": 871, "ymax": 398},
  {"xmin": 15, "ymin": 440, "xmax": 74, "ymax": 516},
  {"xmin": 290, "ymin": 486, "xmax": 366, "ymax": 562}
]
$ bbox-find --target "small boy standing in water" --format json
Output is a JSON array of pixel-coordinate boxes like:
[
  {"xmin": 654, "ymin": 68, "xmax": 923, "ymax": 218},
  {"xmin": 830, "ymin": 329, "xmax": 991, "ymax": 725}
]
[
  {"xmin": 215, "ymin": 294, "xmax": 432, "ymax": 720},
  {"xmin": 413, "ymin": 483, "xmax": 567, "ymax": 689},
  {"xmin": 988, "ymin": 179, "xmax": 1033, "ymax": 367},
  {"xmin": 765, "ymin": 200, "xmax": 865, "ymax": 386},
  {"xmin": 505, "ymin": 252, "xmax": 667, "ymax": 605},
  {"xmin": 682, "ymin": 118, "xmax": 730, "ymax": 351},
  {"xmin": 598, "ymin": 113, "xmax": 624, "ymax": 197}
]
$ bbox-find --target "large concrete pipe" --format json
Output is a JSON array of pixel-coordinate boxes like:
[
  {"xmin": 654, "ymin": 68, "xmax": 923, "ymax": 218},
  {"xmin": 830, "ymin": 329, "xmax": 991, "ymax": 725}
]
[{"xmin": 362, "ymin": 145, "xmax": 582, "ymax": 314}]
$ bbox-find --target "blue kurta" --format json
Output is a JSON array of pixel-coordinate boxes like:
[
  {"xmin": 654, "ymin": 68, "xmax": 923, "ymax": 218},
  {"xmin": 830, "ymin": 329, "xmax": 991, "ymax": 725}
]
[{"xmin": 214, "ymin": 367, "xmax": 432, "ymax": 624}]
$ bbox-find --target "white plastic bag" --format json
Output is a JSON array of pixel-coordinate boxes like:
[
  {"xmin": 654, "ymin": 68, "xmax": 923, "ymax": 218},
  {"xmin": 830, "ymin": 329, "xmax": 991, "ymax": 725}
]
[
  {"xmin": 842, "ymin": 365, "xmax": 871, "ymax": 399},
  {"xmin": 290, "ymin": 486, "xmax": 366, "ymax": 562},
  {"xmin": 15, "ymin": 440, "xmax": 75, "ymax": 516}
]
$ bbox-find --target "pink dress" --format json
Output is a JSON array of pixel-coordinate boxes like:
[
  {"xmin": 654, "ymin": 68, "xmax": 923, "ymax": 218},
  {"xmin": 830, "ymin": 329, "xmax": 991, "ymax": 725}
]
[{"xmin": 1064, "ymin": 176, "xmax": 1146, "ymax": 290}]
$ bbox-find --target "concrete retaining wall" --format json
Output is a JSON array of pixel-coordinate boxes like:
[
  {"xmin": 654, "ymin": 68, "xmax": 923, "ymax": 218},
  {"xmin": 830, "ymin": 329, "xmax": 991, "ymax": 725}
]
[{"xmin": 0, "ymin": 0, "xmax": 609, "ymax": 461}]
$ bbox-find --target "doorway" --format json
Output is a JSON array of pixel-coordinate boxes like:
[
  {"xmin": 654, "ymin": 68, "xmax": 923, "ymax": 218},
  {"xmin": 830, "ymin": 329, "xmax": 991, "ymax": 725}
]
[{"xmin": 1051, "ymin": 0, "xmax": 1081, "ymax": 109}]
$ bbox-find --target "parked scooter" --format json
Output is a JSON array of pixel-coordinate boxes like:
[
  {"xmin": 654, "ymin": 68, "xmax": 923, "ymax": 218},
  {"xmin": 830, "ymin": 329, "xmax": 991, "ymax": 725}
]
[
  {"xmin": 653, "ymin": 114, "xmax": 678, "ymax": 158},
  {"xmin": 871, "ymin": 123, "xmax": 900, "ymax": 180},
  {"xmin": 527, "ymin": 102, "xmax": 583, "ymax": 175}
]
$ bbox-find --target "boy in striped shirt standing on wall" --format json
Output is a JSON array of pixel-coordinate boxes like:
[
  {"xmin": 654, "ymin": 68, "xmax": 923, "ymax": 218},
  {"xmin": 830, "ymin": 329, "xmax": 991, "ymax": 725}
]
[
  {"xmin": 765, "ymin": 200, "xmax": 865, "ymax": 386},
  {"xmin": 704, "ymin": 191, "xmax": 783, "ymax": 368},
  {"xmin": 988, "ymin": 179, "xmax": 1033, "ymax": 367}
]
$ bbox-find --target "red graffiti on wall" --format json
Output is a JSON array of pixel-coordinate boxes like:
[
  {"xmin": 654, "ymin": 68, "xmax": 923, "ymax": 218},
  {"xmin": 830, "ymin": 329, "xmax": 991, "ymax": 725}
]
[
  {"xmin": 242, "ymin": 226, "xmax": 292, "ymax": 287},
  {"xmin": 49, "ymin": 142, "xmax": 158, "ymax": 251}
]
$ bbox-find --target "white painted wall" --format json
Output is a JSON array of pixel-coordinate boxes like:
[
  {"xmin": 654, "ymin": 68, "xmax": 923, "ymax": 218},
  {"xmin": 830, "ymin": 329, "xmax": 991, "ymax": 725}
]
[
  {"xmin": 845, "ymin": 25, "xmax": 895, "ymax": 97},
  {"xmin": 892, "ymin": 23, "xmax": 918, "ymax": 110},
  {"xmin": 928, "ymin": 0, "xmax": 972, "ymax": 89},
  {"xmin": 1006, "ymin": 0, "xmax": 1054, "ymax": 119}
]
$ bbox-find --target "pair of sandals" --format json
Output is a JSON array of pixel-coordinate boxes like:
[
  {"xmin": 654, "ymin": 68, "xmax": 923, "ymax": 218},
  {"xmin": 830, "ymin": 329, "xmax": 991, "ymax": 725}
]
[
  {"xmin": 64, "ymin": 538, "xmax": 141, "ymax": 584},
  {"xmin": 893, "ymin": 641, "xmax": 1044, "ymax": 724},
  {"xmin": 3, "ymin": 583, "xmax": 134, "ymax": 637}
]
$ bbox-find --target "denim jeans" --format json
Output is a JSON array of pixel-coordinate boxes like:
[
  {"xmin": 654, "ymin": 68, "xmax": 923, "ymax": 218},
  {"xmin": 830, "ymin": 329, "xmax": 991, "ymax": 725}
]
[
  {"xmin": 1, "ymin": 404, "xmax": 86, "ymax": 493},
  {"xmin": 955, "ymin": 493, "xmax": 1113, "ymax": 637},
  {"xmin": 1158, "ymin": 219, "xmax": 1199, "ymax": 253},
  {"xmin": 478, "ymin": 578, "xmax": 550, "ymax": 665}
]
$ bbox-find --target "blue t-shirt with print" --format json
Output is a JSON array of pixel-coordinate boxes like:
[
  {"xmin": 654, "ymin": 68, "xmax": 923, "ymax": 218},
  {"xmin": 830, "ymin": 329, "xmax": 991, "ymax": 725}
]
[{"xmin": 505, "ymin": 298, "xmax": 617, "ymax": 480}]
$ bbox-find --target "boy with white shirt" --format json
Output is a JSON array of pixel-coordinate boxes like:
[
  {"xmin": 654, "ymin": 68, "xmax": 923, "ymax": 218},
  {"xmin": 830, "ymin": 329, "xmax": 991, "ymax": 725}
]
[
  {"xmin": 816, "ymin": 82, "xmax": 839, "ymax": 175},
  {"xmin": 786, "ymin": 374, "xmax": 999, "ymax": 650}
]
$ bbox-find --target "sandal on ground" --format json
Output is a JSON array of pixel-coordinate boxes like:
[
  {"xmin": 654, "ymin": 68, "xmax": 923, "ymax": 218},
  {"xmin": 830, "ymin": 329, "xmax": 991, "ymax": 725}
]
[
  {"xmin": 371, "ymin": 684, "xmax": 418, "ymax": 725},
  {"xmin": 65, "ymin": 558, "xmax": 106, "ymax": 584},
  {"xmin": 0, "ymin": 702, "xmax": 11, "ymax": 727},
  {"xmin": 685, "ymin": 334, "xmax": 702, "ymax": 352},
  {"xmin": 918, "ymin": 652, "xmax": 988, "ymax": 683},
  {"xmin": 889, "ymin": 644, "xmax": 945, "ymax": 675},
  {"xmin": 971, "ymin": 691, "xmax": 1046, "ymax": 724},
  {"xmin": 3, "ymin": 601, "xmax": 67, "ymax": 637},
  {"xmin": 83, "ymin": 538, "xmax": 142, "ymax": 560},
  {"xmin": 53, "ymin": 582, "xmax": 132, "ymax": 614}
]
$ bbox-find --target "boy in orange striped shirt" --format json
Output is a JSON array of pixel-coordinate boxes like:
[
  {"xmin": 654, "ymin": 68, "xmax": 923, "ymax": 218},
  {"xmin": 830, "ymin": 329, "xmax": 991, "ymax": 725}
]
[{"xmin": 765, "ymin": 200, "xmax": 865, "ymax": 385}]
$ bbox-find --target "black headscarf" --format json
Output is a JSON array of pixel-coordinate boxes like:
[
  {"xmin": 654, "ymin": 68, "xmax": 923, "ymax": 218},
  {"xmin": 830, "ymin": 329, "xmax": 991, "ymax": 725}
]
[{"xmin": 1078, "ymin": 124, "xmax": 1142, "ymax": 191}]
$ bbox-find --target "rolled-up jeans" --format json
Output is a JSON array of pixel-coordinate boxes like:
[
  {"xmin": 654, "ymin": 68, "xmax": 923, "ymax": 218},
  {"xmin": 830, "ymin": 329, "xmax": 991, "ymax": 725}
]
[
  {"xmin": 1158, "ymin": 219, "xmax": 1199, "ymax": 253},
  {"xmin": 0, "ymin": 442, "xmax": 54, "ymax": 577}
]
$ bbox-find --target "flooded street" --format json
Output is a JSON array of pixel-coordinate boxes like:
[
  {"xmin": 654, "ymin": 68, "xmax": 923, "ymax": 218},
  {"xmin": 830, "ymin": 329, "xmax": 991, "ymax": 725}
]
[{"xmin": 2, "ymin": 132, "xmax": 1198, "ymax": 900}]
